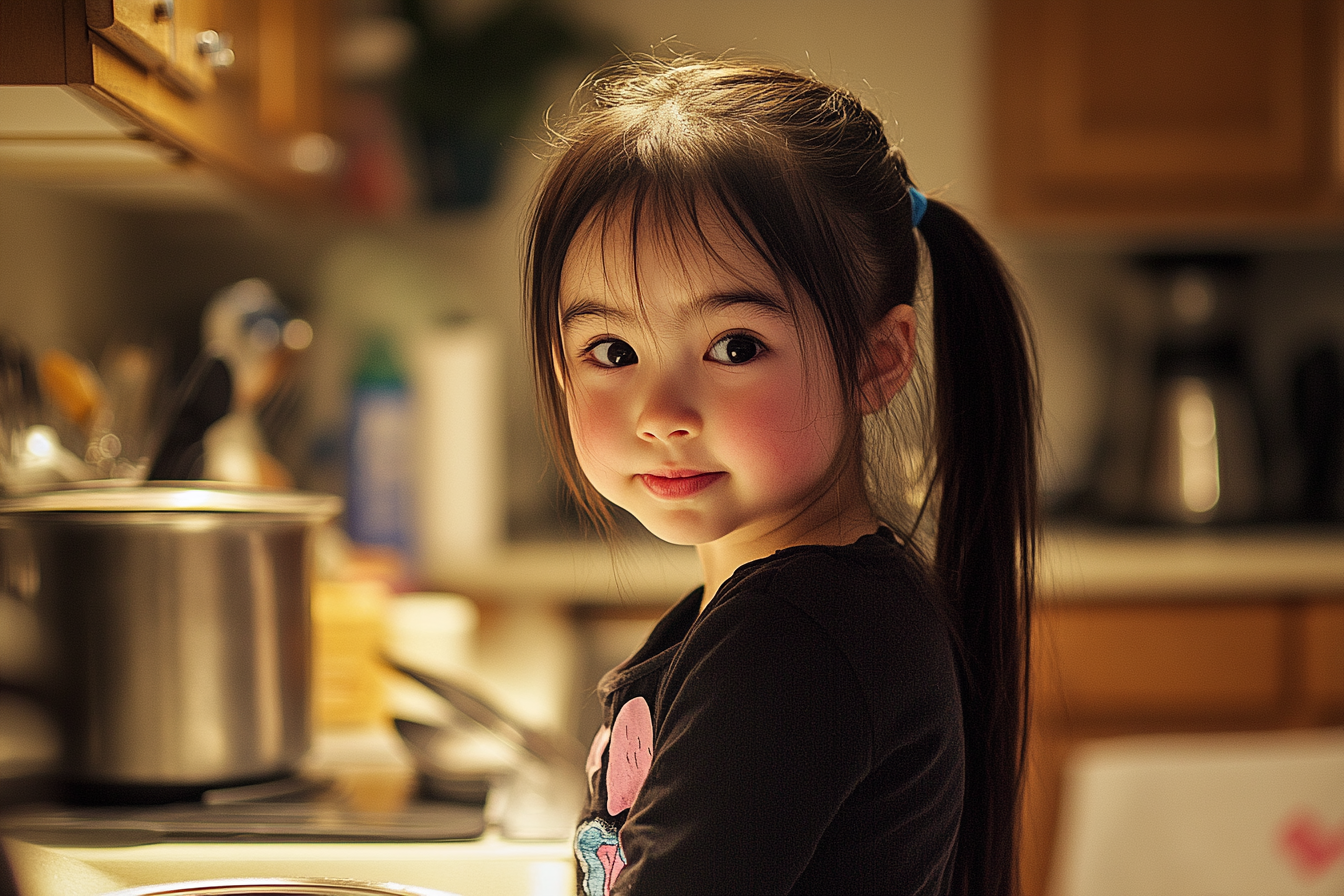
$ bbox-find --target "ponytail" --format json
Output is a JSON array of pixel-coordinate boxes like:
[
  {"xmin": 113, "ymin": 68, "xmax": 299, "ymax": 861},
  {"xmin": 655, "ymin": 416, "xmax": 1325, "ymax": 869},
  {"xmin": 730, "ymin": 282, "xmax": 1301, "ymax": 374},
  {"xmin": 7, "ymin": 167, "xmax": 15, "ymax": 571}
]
[{"xmin": 919, "ymin": 198, "xmax": 1039, "ymax": 896}]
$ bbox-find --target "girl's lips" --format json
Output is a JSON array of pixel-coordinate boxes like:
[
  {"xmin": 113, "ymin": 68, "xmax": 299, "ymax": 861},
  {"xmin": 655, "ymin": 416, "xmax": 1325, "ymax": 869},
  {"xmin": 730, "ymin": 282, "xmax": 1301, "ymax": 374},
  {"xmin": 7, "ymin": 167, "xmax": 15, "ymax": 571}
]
[{"xmin": 637, "ymin": 471, "xmax": 725, "ymax": 499}]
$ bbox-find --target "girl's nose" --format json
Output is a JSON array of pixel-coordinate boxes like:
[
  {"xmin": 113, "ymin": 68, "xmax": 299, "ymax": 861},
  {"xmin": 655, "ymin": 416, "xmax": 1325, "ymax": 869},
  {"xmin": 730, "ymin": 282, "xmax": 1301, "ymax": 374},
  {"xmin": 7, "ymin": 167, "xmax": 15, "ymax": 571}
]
[{"xmin": 637, "ymin": 379, "xmax": 702, "ymax": 442}]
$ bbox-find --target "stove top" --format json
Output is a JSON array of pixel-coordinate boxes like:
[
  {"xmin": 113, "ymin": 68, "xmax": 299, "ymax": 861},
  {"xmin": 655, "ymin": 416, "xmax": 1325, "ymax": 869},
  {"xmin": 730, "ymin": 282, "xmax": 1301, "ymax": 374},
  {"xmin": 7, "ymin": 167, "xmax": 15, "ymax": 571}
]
[
  {"xmin": 0, "ymin": 788, "xmax": 486, "ymax": 847},
  {"xmin": 0, "ymin": 728, "xmax": 492, "ymax": 849},
  {"xmin": 0, "ymin": 730, "xmax": 578, "ymax": 896}
]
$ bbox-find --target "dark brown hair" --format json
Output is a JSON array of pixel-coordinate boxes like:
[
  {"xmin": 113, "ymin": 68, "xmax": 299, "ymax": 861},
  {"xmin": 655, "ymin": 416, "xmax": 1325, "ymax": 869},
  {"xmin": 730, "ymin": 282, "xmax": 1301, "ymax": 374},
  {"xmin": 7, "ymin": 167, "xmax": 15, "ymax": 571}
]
[{"xmin": 525, "ymin": 54, "xmax": 1038, "ymax": 895}]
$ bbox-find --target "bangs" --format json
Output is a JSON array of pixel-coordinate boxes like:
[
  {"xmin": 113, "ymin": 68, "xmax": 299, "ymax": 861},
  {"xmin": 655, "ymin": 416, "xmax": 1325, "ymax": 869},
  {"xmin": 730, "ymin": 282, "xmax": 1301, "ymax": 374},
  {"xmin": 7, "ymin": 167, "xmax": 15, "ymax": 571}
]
[{"xmin": 574, "ymin": 171, "xmax": 808, "ymax": 326}]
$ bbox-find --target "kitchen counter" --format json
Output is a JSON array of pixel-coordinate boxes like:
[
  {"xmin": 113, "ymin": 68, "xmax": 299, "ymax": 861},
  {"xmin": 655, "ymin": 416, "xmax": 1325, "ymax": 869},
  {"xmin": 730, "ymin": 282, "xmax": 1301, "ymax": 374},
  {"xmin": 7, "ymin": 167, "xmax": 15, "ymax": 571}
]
[
  {"xmin": 1040, "ymin": 524, "xmax": 1344, "ymax": 600},
  {"xmin": 4, "ymin": 833, "xmax": 574, "ymax": 896},
  {"xmin": 421, "ymin": 525, "xmax": 1344, "ymax": 605},
  {"xmin": 2, "ymin": 728, "xmax": 577, "ymax": 896}
]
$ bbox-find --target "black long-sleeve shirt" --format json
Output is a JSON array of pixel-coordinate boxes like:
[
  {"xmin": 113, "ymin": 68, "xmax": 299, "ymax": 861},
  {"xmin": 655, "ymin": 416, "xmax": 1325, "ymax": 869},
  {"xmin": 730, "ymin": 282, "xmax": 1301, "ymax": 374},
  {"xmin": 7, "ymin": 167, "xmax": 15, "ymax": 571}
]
[{"xmin": 575, "ymin": 529, "xmax": 964, "ymax": 896}]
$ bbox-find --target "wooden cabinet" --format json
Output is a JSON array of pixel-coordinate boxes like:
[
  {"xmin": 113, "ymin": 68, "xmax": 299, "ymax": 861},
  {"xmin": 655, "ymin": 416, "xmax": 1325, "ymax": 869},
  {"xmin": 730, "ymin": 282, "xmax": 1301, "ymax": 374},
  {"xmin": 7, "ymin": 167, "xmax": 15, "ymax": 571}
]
[
  {"xmin": 85, "ymin": 0, "xmax": 217, "ymax": 98},
  {"xmin": 988, "ymin": 0, "xmax": 1344, "ymax": 234},
  {"xmin": 0, "ymin": 0, "xmax": 339, "ymax": 202},
  {"xmin": 1020, "ymin": 595, "xmax": 1344, "ymax": 896}
]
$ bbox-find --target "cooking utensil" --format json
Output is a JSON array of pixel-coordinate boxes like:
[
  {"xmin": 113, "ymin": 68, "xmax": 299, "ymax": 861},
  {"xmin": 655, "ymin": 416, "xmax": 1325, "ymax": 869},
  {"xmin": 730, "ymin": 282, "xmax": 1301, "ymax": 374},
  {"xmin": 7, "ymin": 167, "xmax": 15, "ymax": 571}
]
[
  {"xmin": 0, "ymin": 333, "xmax": 44, "ymax": 493},
  {"xmin": 200, "ymin": 279, "xmax": 309, "ymax": 487},
  {"xmin": 98, "ymin": 342, "xmax": 161, "ymax": 478},
  {"xmin": 392, "ymin": 715, "xmax": 585, "ymax": 840},
  {"xmin": 387, "ymin": 659, "xmax": 585, "ymax": 772},
  {"xmin": 0, "ymin": 332, "xmax": 41, "ymax": 440},
  {"xmin": 387, "ymin": 660, "xmax": 587, "ymax": 837},
  {"xmin": 0, "ymin": 425, "xmax": 92, "ymax": 491},
  {"xmin": 36, "ymin": 350, "xmax": 104, "ymax": 435},
  {"xmin": 36, "ymin": 348, "xmax": 142, "ymax": 479},
  {"xmin": 0, "ymin": 484, "xmax": 340, "ymax": 794},
  {"xmin": 391, "ymin": 717, "xmax": 502, "ymax": 804},
  {"xmin": 146, "ymin": 356, "xmax": 233, "ymax": 481}
]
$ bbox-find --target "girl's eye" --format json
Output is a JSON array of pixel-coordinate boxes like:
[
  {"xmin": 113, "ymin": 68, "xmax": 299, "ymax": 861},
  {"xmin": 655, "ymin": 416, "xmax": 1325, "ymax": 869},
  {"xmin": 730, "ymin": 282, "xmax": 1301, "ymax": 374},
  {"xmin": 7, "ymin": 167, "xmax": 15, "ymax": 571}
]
[
  {"xmin": 589, "ymin": 339, "xmax": 638, "ymax": 368},
  {"xmin": 707, "ymin": 334, "xmax": 764, "ymax": 365}
]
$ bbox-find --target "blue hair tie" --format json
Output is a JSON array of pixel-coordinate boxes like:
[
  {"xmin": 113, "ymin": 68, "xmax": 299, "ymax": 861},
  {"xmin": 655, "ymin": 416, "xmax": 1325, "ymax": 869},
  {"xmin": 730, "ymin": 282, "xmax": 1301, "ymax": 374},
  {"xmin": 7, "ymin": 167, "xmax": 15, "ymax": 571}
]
[{"xmin": 909, "ymin": 188, "xmax": 927, "ymax": 228}]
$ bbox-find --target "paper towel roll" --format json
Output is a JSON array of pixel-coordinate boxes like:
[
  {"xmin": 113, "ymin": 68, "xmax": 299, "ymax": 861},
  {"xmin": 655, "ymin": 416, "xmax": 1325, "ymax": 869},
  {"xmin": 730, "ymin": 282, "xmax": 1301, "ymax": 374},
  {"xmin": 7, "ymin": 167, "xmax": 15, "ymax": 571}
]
[{"xmin": 410, "ymin": 321, "xmax": 506, "ymax": 568}]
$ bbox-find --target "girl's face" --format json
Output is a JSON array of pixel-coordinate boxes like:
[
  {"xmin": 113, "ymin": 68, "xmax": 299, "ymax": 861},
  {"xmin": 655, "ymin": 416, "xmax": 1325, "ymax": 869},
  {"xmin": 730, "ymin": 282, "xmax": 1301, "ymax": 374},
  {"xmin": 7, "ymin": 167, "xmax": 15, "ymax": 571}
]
[{"xmin": 557, "ymin": 207, "xmax": 856, "ymax": 551}]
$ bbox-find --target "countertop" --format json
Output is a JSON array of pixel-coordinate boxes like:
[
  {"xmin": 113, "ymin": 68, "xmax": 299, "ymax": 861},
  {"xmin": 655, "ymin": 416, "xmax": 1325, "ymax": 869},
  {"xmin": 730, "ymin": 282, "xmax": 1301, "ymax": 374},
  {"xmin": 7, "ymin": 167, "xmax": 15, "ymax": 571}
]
[
  {"xmin": 1039, "ymin": 524, "xmax": 1344, "ymax": 600},
  {"xmin": 421, "ymin": 525, "xmax": 1344, "ymax": 605},
  {"xmin": 2, "ymin": 729, "xmax": 577, "ymax": 896},
  {"xmin": 4, "ymin": 833, "xmax": 575, "ymax": 896}
]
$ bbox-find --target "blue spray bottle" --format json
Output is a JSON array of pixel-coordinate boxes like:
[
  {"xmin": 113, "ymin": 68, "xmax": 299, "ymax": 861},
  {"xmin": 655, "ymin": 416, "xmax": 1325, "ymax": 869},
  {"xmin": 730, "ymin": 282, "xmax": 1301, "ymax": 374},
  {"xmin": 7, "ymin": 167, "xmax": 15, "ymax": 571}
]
[{"xmin": 346, "ymin": 333, "xmax": 411, "ymax": 550}]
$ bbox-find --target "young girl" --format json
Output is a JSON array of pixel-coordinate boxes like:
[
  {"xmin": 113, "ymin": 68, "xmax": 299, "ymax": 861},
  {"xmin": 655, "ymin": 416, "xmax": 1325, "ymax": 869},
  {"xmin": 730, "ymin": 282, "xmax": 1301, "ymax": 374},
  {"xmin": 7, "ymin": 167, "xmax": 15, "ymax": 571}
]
[{"xmin": 525, "ymin": 55, "xmax": 1038, "ymax": 896}]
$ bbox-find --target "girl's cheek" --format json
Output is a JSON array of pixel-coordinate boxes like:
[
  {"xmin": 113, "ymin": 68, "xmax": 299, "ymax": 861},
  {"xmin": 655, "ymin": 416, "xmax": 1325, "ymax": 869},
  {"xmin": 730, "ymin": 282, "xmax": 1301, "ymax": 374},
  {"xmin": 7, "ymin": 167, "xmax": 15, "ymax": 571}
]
[
  {"xmin": 567, "ymin": 385, "xmax": 629, "ymax": 467},
  {"xmin": 718, "ymin": 377, "xmax": 840, "ymax": 474}
]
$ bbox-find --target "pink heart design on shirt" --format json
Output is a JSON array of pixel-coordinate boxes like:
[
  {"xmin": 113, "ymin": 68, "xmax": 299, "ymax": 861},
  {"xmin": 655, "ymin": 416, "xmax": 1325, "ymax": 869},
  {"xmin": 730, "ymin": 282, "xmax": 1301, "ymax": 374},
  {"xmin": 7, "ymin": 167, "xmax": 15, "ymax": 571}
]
[
  {"xmin": 586, "ymin": 725, "xmax": 611, "ymax": 781},
  {"xmin": 606, "ymin": 696, "xmax": 653, "ymax": 815},
  {"xmin": 1281, "ymin": 810, "xmax": 1344, "ymax": 879}
]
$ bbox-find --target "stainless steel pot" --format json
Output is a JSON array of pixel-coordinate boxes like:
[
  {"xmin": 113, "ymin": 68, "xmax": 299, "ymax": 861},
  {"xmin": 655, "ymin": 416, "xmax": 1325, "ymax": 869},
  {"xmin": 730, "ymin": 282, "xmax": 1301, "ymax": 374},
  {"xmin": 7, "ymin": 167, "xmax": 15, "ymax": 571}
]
[{"xmin": 0, "ymin": 484, "xmax": 340, "ymax": 793}]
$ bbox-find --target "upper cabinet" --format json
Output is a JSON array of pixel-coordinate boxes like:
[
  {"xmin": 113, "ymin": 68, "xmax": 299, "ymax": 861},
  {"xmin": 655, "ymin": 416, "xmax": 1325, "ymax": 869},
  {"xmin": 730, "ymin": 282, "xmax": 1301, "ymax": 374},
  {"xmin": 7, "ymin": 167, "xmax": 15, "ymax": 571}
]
[
  {"xmin": 85, "ymin": 0, "xmax": 219, "ymax": 99},
  {"xmin": 0, "ymin": 0, "xmax": 339, "ymax": 203},
  {"xmin": 988, "ymin": 0, "xmax": 1344, "ymax": 236}
]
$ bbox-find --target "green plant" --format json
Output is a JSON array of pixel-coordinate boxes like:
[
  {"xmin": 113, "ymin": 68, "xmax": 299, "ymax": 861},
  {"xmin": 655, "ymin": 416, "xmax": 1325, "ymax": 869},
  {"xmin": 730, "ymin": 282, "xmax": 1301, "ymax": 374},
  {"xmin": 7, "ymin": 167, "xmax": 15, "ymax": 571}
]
[{"xmin": 397, "ymin": 0, "xmax": 613, "ymax": 207}]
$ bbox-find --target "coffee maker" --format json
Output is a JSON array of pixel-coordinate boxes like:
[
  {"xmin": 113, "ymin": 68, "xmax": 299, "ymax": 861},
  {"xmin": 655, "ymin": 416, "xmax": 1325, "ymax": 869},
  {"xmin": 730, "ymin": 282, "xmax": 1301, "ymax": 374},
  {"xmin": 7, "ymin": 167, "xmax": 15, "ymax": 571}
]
[{"xmin": 1089, "ymin": 256, "xmax": 1266, "ymax": 524}]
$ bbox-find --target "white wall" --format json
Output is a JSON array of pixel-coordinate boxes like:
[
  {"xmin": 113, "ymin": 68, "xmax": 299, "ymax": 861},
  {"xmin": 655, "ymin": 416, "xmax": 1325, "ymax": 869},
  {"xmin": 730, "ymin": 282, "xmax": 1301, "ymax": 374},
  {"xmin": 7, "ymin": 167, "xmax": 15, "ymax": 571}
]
[
  {"xmin": 0, "ymin": 181, "xmax": 125, "ymax": 359},
  {"xmin": 568, "ymin": 0, "xmax": 989, "ymax": 213}
]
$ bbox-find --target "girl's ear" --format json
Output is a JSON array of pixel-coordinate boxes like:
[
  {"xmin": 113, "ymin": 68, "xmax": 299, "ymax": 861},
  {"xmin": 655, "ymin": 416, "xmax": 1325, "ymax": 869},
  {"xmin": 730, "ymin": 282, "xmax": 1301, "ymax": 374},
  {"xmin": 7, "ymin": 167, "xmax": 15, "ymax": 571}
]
[{"xmin": 858, "ymin": 303, "xmax": 916, "ymax": 415}]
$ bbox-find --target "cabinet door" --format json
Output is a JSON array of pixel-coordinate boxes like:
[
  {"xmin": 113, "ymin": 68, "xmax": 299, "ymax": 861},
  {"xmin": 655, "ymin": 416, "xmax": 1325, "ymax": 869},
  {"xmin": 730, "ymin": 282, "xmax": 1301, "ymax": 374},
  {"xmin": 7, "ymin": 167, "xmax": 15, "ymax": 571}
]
[
  {"xmin": 82, "ymin": 0, "xmax": 337, "ymax": 199},
  {"xmin": 86, "ymin": 0, "xmax": 218, "ymax": 98},
  {"xmin": 1301, "ymin": 598, "xmax": 1344, "ymax": 716},
  {"xmin": 167, "ymin": 0, "xmax": 222, "ymax": 97},
  {"xmin": 0, "ymin": 0, "xmax": 338, "ymax": 200},
  {"xmin": 1034, "ymin": 602, "xmax": 1287, "ymax": 721},
  {"xmin": 990, "ymin": 0, "xmax": 1343, "ymax": 231},
  {"xmin": 86, "ymin": 0, "xmax": 174, "ymax": 78}
]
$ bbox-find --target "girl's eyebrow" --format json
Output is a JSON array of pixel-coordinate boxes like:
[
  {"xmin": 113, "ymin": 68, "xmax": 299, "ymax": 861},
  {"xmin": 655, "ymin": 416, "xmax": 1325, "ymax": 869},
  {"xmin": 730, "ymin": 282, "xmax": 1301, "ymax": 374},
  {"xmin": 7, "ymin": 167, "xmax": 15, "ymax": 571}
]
[
  {"xmin": 560, "ymin": 291, "xmax": 789, "ymax": 333},
  {"xmin": 559, "ymin": 300, "xmax": 632, "ymax": 332},
  {"xmin": 698, "ymin": 291, "xmax": 791, "ymax": 317}
]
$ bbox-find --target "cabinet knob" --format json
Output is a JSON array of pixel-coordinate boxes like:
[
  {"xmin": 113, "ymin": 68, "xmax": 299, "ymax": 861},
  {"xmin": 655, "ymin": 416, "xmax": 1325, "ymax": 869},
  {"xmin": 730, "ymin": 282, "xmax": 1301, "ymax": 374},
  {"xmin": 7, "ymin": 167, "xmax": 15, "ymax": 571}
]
[
  {"xmin": 153, "ymin": 0, "xmax": 174, "ymax": 23},
  {"xmin": 196, "ymin": 30, "xmax": 235, "ymax": 69}
]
